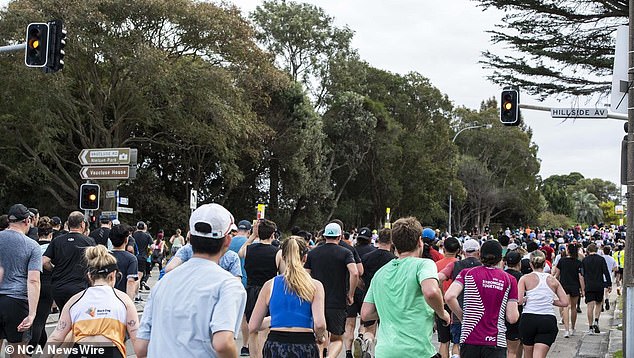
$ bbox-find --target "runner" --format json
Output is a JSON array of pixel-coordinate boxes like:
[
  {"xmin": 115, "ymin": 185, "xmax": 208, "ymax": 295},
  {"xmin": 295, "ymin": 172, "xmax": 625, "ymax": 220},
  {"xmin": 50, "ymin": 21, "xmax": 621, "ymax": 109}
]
[
  {"xmin": 518, "ymin": 250, "xmax": 568, "ymax": 358},
  {"xmin": 109, "ymin": 224, "xmax": 139, "ymax": 300},
  {"xmin": 229, "ymin": 220, "xmax": 251, "ymax": 356},
  {"xmin": 305, "ymin": 222, "xmax": 359, "ymax": 358},
  {"xmin": 135, "ymin": 203, "xmax": 247, "ymax": 357},
  {"xmin": 504, "ymin": 251, "xmax": 523, "ymax": 358},
  {"xmin": 248, "ymin": 237, "xmax": 327, "ymax": 358},
  {"xmin": 554, "ymin": 243, "xmax": 584, "ymax": 337},
  {"xmin": 600, "ymin": 246, "xmax": 617, "ymax": 311},
  {"xmin": 239, "ymin": 219, "xmax": 282, "ymax": 358},
  {"xmin": 169, "ymin": 228, "xmax": 185, "ymax": 256},
  {"xmin": 434, "ymin": 237, "xmax": 460, "ymax": 358},
  {"xmin": 438, "ymin": 239, "xmax": 482, "ymax": 351},
  {"xmin": 357, "ymin": 228, "xmax": 396, "ymax": 356},
  {"xmin": 132, "ymin": 222, "xmax": 152, "ymax": 297},
  {"xmin": 43, "ymin": 211, "xmax": 96, "ymax": 311},
  {"xmin": 43, "ymin": 245, "xmax": 140, "ymax": 358},
  {"xmin": 581, "ymin": 243, "xmax": 611, "ymax": 334},
  {"xmin": 0, "ymin": 204, "xmax": 41, "ymax": 358},
  {"xmin": 30, "ymin": 217, "xmax": 55, "ymax": 349},
  {"xmin": 612, "ymin": 244, "xmax": 624, "ymax": 295},
  {"xmin": 444, "ymin": 240, "xmax": 519, "ymax": 358},
  {"xmin": 361, "ymin": 217, "xmax": 449, "ymax": 358},
  {"xmin": 345, "ymin": 227, "xmax": 374, "ymax": 358},
  {"xmin": 89, "ymin": 216, "xmax": 112, "ymax": 247}
]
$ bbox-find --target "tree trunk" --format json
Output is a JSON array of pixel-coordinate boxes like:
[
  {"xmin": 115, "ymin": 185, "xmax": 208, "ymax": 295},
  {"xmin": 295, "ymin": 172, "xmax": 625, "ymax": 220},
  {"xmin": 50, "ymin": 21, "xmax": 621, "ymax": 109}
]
[{"xmin": 269, "ymin": 158, "xmax": 280, "ymax": 220}]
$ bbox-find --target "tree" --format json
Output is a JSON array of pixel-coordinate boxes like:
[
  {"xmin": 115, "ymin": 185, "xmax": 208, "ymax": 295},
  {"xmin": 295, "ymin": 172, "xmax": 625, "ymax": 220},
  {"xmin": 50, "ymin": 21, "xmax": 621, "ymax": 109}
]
[
  {"xmin": 572, "ymin": 190, "xmax": 604, "ymax": 225},
  {"xmin": 251, "ymin": 0, "xmax": 354, "ymax": 110},
  {"xmin": 0, "ymin": 0, "xmax": 285, "ymax": 231},
  {"xmin": 475, "ymin": 0, "xmax": 624, "ymax": 98},
  {"xmin": 599, "ymin": 201, "xmax": 620, "ymax": 225},
  {"xmin": 570, "ymin": 178, "xmax": 619, "ymax": 203}
]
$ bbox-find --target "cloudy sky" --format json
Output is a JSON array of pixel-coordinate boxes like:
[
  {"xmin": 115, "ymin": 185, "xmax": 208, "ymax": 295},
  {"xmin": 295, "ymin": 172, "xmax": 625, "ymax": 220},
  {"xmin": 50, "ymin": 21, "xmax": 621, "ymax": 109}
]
[{"xmin": 2, "ymin": 0, "xmax": 624, "ymax": 185}]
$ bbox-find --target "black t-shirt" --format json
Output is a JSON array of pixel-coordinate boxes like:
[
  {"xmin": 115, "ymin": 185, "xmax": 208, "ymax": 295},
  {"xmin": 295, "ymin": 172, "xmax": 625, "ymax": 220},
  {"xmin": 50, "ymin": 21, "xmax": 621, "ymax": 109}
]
[
  {"xmin": 89, "ymin": 227, "xmax": 111, "ymax": 247},
  {"xmin": 37, "ymin": 240, "xmax": 53, "ymax": 287},
  {"xmin": 43, "ymin": 232, "xmax": 96, "ymax": 291},
  {"xmin": 133, "ymin": 231, "xmax": 152, "ymax": 259},
  {"xmin": 355, "ymin": 243, "xmax": 376, "ymax": 259},
  {"xmin": 305, "ymin": 242, "xmax": 355, "ymax": 309},
  {"xmin": 244, "ymin": 243, "xmax": 279, "ymax": 287},
  {"xmin": 582, "ymin": 254, "xmax": 611, "ymax": 292},
  {"xmin": 557, "ymin": 257, "xmax": 582, "ymax": 289},
  {"xmin": 505, "ymin": 268, "xmax": 523, "ymax": 316},
  {"xmin": 361, "ymin": 249, "xmax": 396, "ymax": 288},
  {"xmin": 52, "ymin": 229, "xmax": 68, "ymax": 239},
  {"xmin": 339, "ymin": 240, "xmax": 362, "ymax": 263},
  {"xmin": 27, "ymin": 227, "xmax": 38, "ymax": 241},
  {"xmin": 111, "ymin": 250, "xmax": 138, "ymax": 293}
]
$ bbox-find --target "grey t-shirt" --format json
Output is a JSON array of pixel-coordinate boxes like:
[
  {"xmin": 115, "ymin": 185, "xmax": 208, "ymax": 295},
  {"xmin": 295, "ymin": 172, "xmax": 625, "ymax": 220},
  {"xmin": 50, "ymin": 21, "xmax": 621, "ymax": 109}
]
[{"xmin": 0, "ymin": 229, "xmax": 42, "ymax": 300}]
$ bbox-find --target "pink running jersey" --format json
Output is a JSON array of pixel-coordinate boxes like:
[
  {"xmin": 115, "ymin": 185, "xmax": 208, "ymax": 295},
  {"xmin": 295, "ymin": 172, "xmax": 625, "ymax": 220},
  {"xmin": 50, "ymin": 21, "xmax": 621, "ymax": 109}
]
[{"xmin": 455, "ymin": 266, "xmax": 518, "ymax": 347}]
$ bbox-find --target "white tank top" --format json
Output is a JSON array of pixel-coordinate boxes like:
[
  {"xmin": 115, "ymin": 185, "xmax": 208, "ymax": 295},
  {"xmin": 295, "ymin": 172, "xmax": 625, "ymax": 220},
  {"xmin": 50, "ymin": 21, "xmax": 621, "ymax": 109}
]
[{"xmin": 522, "ymin": 271, "xmax": 556, "ymax": 316}]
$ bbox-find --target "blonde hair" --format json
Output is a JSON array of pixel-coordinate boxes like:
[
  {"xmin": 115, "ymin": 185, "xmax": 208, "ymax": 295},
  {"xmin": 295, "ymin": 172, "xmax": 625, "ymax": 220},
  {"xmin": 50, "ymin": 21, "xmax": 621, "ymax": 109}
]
[
  {"xmin": 529, "ymin": 249, "xmax": 546, "ymax": 269},
  {"xmin": 85, "ymin": 245, "xmax": 118, "ymax": 279},
  {"xmin": 281, "ymin": 236, "xmax": 315, "ymax": 302}
]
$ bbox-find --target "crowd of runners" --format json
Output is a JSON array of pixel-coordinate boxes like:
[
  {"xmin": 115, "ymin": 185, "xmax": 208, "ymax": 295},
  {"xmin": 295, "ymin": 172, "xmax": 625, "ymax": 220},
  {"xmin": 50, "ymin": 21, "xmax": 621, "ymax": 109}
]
[{"xmin": 0, "ymin": 202, "xmax": 625, "ymax": 358}]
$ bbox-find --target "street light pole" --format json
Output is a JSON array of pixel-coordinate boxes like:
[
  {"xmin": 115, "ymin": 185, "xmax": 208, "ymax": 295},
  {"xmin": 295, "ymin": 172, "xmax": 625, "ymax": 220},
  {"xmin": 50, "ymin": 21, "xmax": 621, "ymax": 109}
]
[{"xmin": 448, "ymin": 123, "xmax": 493, "ymax": 235}]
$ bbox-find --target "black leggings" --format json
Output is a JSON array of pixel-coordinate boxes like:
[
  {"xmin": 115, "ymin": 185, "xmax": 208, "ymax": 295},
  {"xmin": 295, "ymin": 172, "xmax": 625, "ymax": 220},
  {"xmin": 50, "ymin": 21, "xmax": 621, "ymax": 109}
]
[
  {"xmin": 263, "ymin": 331, "xmax": 318, "ymax": 358},
  {"xmin": 29, "ymin": 280, "xmax": 53, "ymax": 348}
]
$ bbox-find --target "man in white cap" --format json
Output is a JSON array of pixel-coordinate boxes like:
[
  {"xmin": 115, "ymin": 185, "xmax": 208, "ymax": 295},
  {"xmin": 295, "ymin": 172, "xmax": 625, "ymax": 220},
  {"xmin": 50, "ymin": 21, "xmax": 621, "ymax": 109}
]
[
  {"xmin": 136, "ymin": 203, "xmax": 247, "ymax": 358},
  {"xmin": 305, "ymin": 222, "xmax": 359, "ymax": 358}
]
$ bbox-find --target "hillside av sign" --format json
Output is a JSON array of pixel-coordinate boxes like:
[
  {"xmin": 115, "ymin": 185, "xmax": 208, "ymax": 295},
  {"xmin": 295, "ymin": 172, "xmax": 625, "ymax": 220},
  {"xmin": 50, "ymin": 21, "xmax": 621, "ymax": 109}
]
[{"xmin": 550, "ymin": 108, "xmax": 608, "ymax": 119}]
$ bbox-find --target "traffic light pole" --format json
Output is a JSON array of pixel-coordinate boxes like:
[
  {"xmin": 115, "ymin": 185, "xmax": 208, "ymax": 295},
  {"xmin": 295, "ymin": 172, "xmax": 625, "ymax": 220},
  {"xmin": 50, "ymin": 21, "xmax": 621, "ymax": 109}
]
[{"xmin": 0, "ymin": 43, "xmax": 25, "ymax": 53}]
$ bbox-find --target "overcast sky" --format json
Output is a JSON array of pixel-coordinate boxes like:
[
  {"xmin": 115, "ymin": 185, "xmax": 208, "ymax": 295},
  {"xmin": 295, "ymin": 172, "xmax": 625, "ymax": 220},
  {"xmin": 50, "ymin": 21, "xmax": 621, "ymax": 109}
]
[
  {"xmin": 229, "ymin": 0, "xmax": 625, "ymax": 187},
  {"xmin": 2, "ymin": 0, "xmax": 624, "ymax": 185}
]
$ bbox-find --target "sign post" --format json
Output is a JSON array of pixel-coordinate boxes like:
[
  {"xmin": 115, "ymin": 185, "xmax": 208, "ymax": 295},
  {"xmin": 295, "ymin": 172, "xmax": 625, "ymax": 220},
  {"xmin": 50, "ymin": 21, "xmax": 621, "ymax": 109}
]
[{"xmin": 190, "ymin": 190, "xmax": 198, "ymax": 212}]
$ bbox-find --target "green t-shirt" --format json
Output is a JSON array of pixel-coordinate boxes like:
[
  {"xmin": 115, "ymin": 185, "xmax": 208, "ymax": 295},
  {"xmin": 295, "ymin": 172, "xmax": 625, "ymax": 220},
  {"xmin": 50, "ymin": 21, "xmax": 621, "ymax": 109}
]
[{"xmin": 364, "ymin": 256, "xmax": 438, "ymax": 358}]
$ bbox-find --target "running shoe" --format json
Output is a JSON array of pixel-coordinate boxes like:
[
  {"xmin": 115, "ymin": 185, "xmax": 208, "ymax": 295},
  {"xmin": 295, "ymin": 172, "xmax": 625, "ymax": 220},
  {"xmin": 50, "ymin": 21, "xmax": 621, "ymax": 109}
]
[
  {"xmin": 605, "ymin": 299, "xmax": 610, "ymax": 311},
  {"xmin": 571, "ymin": 329, "xmax": 576, "ymax": 336},
  {"xmin": 576, "ymin": 306, "xmax": 582, "ymax": 313},
  {"xmin": 240, "ymin": 347, "xmax": 249, "ymax": 356},
  {"xmin": 564, "ymin": 330, "xmax": 570, "ymax": 338},
  {"xmin": 593, "ymin": 324, "xmax": 600, "ymax": 334},
  {"xmin": 588, "ymin": 328, "xmax": 595, "ymax": 335},
  {"xmin": 353, "ymin": 335, "xmax": 363, "ymax": 358}
]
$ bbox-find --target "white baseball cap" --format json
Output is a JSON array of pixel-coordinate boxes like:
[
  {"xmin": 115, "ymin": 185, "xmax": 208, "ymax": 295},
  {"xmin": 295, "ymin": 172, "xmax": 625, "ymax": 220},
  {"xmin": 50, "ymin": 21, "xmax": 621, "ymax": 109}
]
[
  {"xmin": 463, "ymin": 239, "xmax": 481, "ymax": 253},
  {"xmin": 324, "ymin": 223, "xmax": 342, "ymax": 237},
  {"xmin": 189, "ymin": 203, "xmax": 234, "ymax": 239}
]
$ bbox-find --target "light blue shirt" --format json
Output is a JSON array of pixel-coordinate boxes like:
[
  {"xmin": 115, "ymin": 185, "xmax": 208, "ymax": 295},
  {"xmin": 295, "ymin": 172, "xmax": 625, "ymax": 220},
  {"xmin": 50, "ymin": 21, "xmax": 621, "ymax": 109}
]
[
  {"xmin": 175, "ymin": 244, "xmax": 242, "ymax": 278},
  {"xmin": 138, "ymin": 258, "xmax": 247, "ymax": 357},
  {"xmin": 228, "ymin": 235, "xmax": 248, "ymax": 287}
]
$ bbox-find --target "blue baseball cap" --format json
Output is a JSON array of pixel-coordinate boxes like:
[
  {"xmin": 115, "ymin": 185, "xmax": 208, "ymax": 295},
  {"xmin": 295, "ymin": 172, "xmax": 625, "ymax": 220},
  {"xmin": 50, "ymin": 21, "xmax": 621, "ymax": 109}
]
[
  {"xmin": 422, "ymin": 228, "xmax": 436, "ymax": 240},
  {"xmin": 324, "ymin": 223, "xmax": 342, "ymax": 237}
]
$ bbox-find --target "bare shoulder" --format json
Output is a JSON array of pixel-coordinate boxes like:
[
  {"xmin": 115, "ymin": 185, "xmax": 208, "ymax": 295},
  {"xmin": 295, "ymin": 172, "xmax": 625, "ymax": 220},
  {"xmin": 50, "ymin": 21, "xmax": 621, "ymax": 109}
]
[
  {"xmin": 114, "ymin": 288, "xmax": 135, "ymax": 307},
  {"xmin": 312, "ymin": 279, "xmax": 324, "ymax": 291}
]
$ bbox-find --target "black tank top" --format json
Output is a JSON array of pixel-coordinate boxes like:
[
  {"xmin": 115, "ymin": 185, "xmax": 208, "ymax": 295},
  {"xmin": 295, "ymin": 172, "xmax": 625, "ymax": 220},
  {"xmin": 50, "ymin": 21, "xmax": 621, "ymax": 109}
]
[{"xmin": 244, "ymin": 243, "xmax": 278, "ymax": 287}]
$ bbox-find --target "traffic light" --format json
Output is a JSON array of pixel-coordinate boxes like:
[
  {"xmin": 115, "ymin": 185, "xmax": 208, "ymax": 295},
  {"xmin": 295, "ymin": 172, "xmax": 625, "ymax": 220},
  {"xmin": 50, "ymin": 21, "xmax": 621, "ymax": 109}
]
[
  {"xmin": 500, "ymin": 89, "xmax": 520, "ymax": 126},
  {"xmin": 25, "ymin": 23, "xmax": 49, "ymax": 67},
  {"xmin": 79, "ymin": 183, "xmax": 100, "ymax": 210},
  {"xmin": 46, "ymin": 19, "xmax": 66, "ymax": 72}
]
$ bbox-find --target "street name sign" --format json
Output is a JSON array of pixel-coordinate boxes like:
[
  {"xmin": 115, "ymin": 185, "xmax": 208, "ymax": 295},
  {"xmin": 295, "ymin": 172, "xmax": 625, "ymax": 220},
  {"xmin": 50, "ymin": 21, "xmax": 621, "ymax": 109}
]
[
  {"xmin": 80, "ymin": 166, "xmax": 130, "ymax": 180},
  {"xmin": 550, "ymin": 108, "xmax": 608, "ymax": 119},
  {"xmin": 78, "ymin": 148, "xmax": 137, "ymax": 165},
  {"xmin": 117, "ymin": 207, "xmax": 133, "ymax": 214},
  {"xmin": 105, "ymin": 190, "xmax": 117, "ymax": 199},
  {"xmin": 118, "ymin": 197, "xmax": 129, "ymax": 205},
  {"xmin": 101, "ymin": 211, "xmax": 118, "ymax": 219}
]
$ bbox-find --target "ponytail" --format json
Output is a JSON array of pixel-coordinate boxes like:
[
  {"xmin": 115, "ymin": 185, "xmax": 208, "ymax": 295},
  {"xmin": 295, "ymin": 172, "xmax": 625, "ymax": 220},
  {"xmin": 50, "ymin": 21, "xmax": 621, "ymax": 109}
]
[{"xmin": 281, "ymin": 236, "xmax": 315, "ymax": 302}]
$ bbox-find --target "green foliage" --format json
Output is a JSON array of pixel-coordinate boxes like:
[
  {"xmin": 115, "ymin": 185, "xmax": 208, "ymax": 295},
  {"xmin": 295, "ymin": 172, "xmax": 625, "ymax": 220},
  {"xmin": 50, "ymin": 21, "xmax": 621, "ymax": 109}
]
[
  {"xmin": 474, "ymin": 0, "xmax": 621, "ymax": 98},
  {"xmin": 537, "ymin": 211, "xmax": 575, "ymax": 230},
  {"xmin": 572, "ymin": 190, "xmax": 603, "ymax": 225},
  {"xmin": 599, "ymin": 201, "xmax": 620, "ymax": 225}
]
